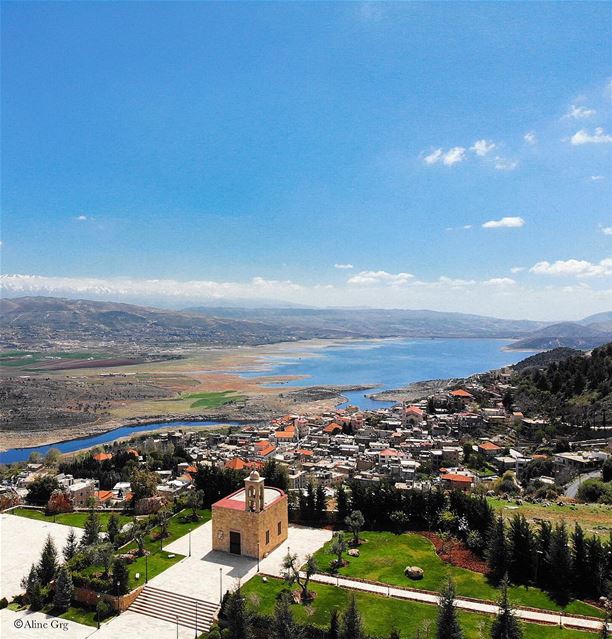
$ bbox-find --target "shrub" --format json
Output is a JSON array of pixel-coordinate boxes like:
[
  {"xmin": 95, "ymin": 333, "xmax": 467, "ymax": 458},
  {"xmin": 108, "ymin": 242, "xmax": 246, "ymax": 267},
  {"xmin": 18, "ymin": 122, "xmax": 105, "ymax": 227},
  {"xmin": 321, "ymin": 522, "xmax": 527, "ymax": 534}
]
[
  {"xmin": 0, "ymin": 597, "xmax": 8, "ymax": 609},
  {"xmin": 96, "ymin": 598, "xmax": 113, "ymax": 621}
]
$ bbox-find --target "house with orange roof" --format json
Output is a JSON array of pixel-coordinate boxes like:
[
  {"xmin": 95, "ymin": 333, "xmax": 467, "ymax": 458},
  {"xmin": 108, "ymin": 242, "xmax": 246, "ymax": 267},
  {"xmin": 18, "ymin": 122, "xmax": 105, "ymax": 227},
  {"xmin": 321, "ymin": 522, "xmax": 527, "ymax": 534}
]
[
  {"xmin": 450, "ymin": 389, "xmax": 474, "ymax": 400},
  {"xmin": 440, "ymin": 473, "xmax": 474, "ymax": 491},
  {"xmin": 92, "ymin": 452, "xmax": 112, "ymax": 462},
  {"xmin": 96, "ymin": 490, "xmax": 113, "ymax": 506},
  {"xmin": 254, "ymin": 440, "xmax": 276, "ymax": 458},
  {"xmin": 323, "ymin": 422, "xmax": 342, "ymax": 435},
  {"xmin": 478, "ymin": 441, "xmax": 503, "ymax": 458}
]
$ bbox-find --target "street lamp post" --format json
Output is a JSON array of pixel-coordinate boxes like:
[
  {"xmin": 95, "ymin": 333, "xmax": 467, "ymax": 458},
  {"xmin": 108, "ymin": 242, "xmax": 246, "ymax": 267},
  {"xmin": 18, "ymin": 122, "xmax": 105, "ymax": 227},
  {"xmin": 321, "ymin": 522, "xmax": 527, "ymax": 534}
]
[
  {"xmin": 116, "ymin": 580, "xmax": 120, "ymax": 613},
  {"xmin": 96, "ymin": 594, "xmax": 100, "ymax": 630},
  {"xmin": 145, "ymin": 553, "xmax": 148, "ymax": 584},
  {"xmin": 189, "ymin": 531, "xmax": 192, "ymax": 558},
  {"xmin": 176, "ymin": 614, "xmax": 179, "ymax": 639},
  {"xmin": 257, "ymin": 542, "xmax": 260, "ymax": 572},
  {"xmin": 219, "ymin": 567, "xmax": 223, "ymax": 603},
  {"xmin": 195, "ymin": 601, "xmax": 198, "ymax": 639}
]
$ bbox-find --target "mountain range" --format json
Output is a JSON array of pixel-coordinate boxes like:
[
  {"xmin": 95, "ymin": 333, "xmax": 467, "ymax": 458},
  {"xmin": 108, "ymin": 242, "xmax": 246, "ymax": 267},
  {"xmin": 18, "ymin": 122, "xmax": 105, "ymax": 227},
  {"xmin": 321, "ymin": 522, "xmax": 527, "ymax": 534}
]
[{"xmin": 0, "ymin": 296, "xmax": 610, "ymax": 351}]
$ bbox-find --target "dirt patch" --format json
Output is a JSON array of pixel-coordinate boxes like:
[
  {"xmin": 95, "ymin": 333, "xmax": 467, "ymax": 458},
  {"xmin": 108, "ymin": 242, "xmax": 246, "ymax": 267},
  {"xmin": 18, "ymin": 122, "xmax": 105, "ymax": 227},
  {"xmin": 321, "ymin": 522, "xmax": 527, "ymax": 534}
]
[{"xmin": 418, "ymin": 531, "xmax": 488, "ymax": 574}]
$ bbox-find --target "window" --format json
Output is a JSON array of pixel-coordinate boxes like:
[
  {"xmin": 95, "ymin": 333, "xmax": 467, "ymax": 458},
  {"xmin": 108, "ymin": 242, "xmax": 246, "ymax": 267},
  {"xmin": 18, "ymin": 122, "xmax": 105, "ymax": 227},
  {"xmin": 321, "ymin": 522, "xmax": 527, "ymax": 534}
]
[
  {"xmin": 277, "ymin": 521, "xmax": 282, "ymax": 535},
  {"xmin": 265, "ymin": 530, "xmax": 270, "ymax": 545}
]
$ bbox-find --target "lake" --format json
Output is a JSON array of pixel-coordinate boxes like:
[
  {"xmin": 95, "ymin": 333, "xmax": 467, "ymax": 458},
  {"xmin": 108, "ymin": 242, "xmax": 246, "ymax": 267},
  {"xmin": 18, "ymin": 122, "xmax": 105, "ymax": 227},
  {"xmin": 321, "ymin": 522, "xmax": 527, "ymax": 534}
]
[{"xmin": 0, "ymin": 338, "xmax": 527, "ymax": 464}]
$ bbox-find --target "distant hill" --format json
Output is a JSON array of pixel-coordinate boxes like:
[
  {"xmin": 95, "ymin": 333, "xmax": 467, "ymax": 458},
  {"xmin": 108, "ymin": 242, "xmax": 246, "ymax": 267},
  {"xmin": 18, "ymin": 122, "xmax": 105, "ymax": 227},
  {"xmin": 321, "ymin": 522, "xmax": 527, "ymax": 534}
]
[
  {"xmin": 508, "ymin": 321, "xmax": 612, "ymax": 351},
  {"xmin": 513, "ymin": 347, "xmax": 581, "ymax": 372},
  {"xmin": 0, "ymin": 296, "xmax": 552, "ymax": 349},
  {"xmin": 512, "ymin": 342, "xmax": 612, "ymax": 431}
]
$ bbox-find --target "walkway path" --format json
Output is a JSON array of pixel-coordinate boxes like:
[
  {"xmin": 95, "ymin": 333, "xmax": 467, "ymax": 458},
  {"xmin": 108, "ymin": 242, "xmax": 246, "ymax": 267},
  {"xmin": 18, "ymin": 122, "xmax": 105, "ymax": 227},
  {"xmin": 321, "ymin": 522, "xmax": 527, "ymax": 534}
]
[{"xmin": 308, "ymin": 573, "xmax": 608, "ymax": 633}]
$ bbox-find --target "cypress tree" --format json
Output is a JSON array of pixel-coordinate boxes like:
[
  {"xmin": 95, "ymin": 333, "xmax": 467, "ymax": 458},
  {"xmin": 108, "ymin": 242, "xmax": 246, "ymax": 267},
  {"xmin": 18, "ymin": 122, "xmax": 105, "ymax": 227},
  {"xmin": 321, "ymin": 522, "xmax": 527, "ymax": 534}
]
[
  {"xmin": 111, "ymin": 558, "xmax": 130, "ymax": 595},
  {"xmin": 336, "ymin": 484, "xmax": 349, "ymax": 522},
  {"xmin": 316, "ymin": 484, "xmax": 327, "ymax": 520},
  {"xmin": 535, "ymin": 521, "xmax": 552, "ymax": 588},
  {"xmin": 487, "ymin": 516, "xmax": 507, "ymax": 584},
  {"xmin": 23, "ymin": 564, "xmax": 43, "ymax": 610},
  {"xmin": 271, "ymin": 591, "xmax": 301, "ymax": 639},
  {"xmin": 38, "ymin": 534, "xmax": 58, "ymax": 584},
  {"xmin": 508, "ymin": 515, "xmax": 533, "ymax": 585},
  {"xmin": 572, "ymin": 523, "xmax": 589, "ymax": 598},
  {"xmin": 107, "ymin": 513, "xmax": 120, "ymax": 546},
  {"xmin": 328, "ymin": 608, "xmax": 340, "ymax": 639},
  {"xmin": 436, "ymin": 578, "xmax": 463, "ymax": 639},
  {"xmin": 224, "ymin": 587, "xmax": 253, "ymax": 639},
  {"xmin": 62, "ymin": 528, "xmax": 79, "ymax": 562},
  {"xmin": 81, "ymin": 509, "xmax": 101, "ymax": 547},
  {"xmin": 547, "ymin": 522, "xmax": 572, "ymax": 604},
  {"xmin": 601, "ymin": 611, "xmax": 610, "ymax": 639},
  {"xmin": 341, "ymin": 595, "xmax": 364, "ymax": 639},
  {"xmin": 491, "ymin": 575, "xmax": 523, "ymax": 639},
  {"xmin": 53, "ymin": 565, "xmax": 73, "ymax": 612}
]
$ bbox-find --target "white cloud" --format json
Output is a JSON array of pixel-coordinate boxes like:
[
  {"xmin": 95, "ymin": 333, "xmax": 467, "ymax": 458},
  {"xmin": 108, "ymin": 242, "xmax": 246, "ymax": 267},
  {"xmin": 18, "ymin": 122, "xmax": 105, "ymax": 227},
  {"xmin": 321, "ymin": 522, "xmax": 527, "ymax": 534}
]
[
  {"xmin": 462, "ymin": 224, "xmax": 472, "ymax": 230},
  {"xmin": 601, "ymin": 227, "xmax": 612, "ymax": 236},
  {"xmin": 523, "ymin": 131, "xmax": 537, "ymax": 145},
  {"xmin": 75, "ymin": 215, "xmax": 89, "ymax": 221},
  {"xmin": 570, "ymin": 128, "xmax": 612, "ymax": 145},
  {"xmin": 484, "ymin": 277, "xmax": 516, "ymax": 286},
  {"xmin": 530, "ymin": 257, "xmax": 612, "ymax": 278},
  {"xmin": 591, "ymin": 176, "xmax": 605, "ymax": 181},
  {"xmin": 563, "ymin": 104, "xmax": 596, "ymax": 120},
  {"xmin": 494, "ymin": 156, "xmax": 518, "ymax": 171},
  {"xmin": 482, "ymin": 216, "xmax": 525, "ymax": 229},
  {"xmin": 470, "ymin": 139, "xmax": 496, "ymax": 157},
  {"xmin": 510, "ymin": 267, "xmax": 525, "ymax": 274},
  {"xmin": 437, "ymin": 276, "xmax": 476, "ymax": 287},
  {"xmin": 334, "ymin": 263, "xmax": 354, "ymax": 270},
  {"xmin": 347, "ymin": 270, "xmax": 414, "ymax": 286},
  {"xmin": 423, "ymin": 147, "xmax": 466, "ymax": 166}
]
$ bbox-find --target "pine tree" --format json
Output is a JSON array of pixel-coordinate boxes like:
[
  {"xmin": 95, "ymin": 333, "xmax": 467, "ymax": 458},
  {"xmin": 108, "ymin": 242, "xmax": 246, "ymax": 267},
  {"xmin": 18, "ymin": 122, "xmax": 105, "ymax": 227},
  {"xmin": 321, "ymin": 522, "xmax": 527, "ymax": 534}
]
[
  {"xmin": 436, "ymin": 578, "xmax": 463, "ymax": 639},
  {"xmin": 53, "ymin": 565, "xmax": 73, "ymax": 612},
  {"xmin": 340, "ymin": 595, "xmax": 364, "ymax": 639},
  {"xmin": 316, "ymin": 484, "xmax": 327, "ymax": 520},
  {"xmin": 486, "ymin": 516, "xmax": 507, "ymax": 584},
  {"xmin": 38, "ymin": 534, "xmax": 58, "ymax": 584},
  {"xmin": 62, "ymin": 528, "xmax": 79, "ymax": 562},
  {"xmin": 271, "ymin": 591, "xmax": 301, "ymax": 639},
  {"xmin": 491, "ymin": 575, "xmax": 523, "ymax": 639},
  {"xmin": 111, "ymin": 558, "xmax": 130, "ymax": 595},
  {"xmin": 22, "ymin": 564, "xmax": 43, "ymax": 610},
  {"xmin": 328, "ymin": 608, "xmax": 340, "ymax": 639},
  {"xmin": 107, "ymin": 513, "xmax": 120, "ymax": 546},
  {"xmin": 81, "ymin": 509, "xmax": 101, "ymax": 547},
  {"xmin": 224, "ymin": 587, "xmax": 253, "ymax": 639}
]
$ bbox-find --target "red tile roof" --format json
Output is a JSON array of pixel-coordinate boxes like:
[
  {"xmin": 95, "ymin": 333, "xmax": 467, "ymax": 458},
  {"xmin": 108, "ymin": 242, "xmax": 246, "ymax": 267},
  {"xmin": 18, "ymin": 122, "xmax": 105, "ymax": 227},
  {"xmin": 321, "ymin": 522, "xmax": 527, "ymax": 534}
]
[
  {"xmin": 450, "ymin": 389, "xmax": 474, "ymax": 398},
  {"xmin": 96, "ymin": 490, "xmax": 113, "ymax": 502},
  {"xmin": 323, "ymin": 422, "xmax": 342, "ymax": 434},
  {"xmin": 441, "ymin": 473, "xmax": 473, "ymax": 483},
  {"xmin": 479, "ymin": 441, "xmax": 502, "ymax": 451},
  {"xmin": 92, "ymin": 452, "xmax": 112, "ymax": 462}
]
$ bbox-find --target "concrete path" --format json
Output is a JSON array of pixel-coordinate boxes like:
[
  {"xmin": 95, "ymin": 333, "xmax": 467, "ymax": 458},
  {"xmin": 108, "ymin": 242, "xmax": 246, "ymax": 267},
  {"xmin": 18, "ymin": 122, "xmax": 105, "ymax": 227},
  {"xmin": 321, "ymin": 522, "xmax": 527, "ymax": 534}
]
[
  {"xmin": 565, "ymin": 470, "xmax": 601, "ymax": 498},
  {"xmin": 309, "ymin": 573, "xmax": 608, "ymax": 633},
  {"xmin": 1, "ymin": 513, "xmax": 82, "ymax": 600}
]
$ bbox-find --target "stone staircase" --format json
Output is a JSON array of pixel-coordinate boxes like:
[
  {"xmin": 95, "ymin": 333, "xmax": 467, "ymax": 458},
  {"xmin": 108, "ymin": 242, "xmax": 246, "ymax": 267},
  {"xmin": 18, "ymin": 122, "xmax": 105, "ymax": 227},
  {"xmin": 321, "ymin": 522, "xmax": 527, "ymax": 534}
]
[{"xmin": 128, "ymin": 585, "xmax": 218, "ymax": 634}]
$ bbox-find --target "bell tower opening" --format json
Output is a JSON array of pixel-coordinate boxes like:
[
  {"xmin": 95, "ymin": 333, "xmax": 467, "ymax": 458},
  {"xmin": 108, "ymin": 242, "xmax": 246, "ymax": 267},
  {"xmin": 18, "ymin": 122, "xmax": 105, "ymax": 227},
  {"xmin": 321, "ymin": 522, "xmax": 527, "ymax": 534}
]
[{"xmin": 244, "ymin": 470, "xmax": 265, "ymax": 512}]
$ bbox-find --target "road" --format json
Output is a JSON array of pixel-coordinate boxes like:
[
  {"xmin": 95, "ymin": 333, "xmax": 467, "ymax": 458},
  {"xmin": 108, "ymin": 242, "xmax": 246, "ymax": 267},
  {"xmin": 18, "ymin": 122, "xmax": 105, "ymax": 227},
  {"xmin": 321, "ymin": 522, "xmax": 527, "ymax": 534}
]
[{"xmin": 565, "ymin": 470, "xmax": 601, "ymax": 498}]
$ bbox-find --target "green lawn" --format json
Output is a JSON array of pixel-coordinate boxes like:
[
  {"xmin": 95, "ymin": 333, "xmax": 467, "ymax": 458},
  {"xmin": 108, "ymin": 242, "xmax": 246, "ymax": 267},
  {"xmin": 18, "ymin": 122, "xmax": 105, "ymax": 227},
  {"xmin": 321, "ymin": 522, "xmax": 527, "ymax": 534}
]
[
  {"xmin": 10, "ymin": 602, "xmax": 115, "ymax": 628},
  {"xmin": 311, "ymin": 531, "xmax": 603, "ymax": 618},
  {"xmin": 241, "ymin": 576, "xmax": 598, "ymax": 639},
  {"xmin": 182, "ymin": 390, "xmax": 244, "ymax": 409},
  {"xmin": 10, "ymin": 508, "xmax": 132, "ymax": 530}
]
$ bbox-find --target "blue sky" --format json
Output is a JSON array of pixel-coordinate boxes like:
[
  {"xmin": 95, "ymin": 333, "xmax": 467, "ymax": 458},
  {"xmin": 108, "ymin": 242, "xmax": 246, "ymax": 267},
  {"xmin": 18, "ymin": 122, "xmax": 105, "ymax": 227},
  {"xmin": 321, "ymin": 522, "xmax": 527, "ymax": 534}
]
[{"xmin": 1, "ymin": 1, "xmax": 611, "ymax": 319}]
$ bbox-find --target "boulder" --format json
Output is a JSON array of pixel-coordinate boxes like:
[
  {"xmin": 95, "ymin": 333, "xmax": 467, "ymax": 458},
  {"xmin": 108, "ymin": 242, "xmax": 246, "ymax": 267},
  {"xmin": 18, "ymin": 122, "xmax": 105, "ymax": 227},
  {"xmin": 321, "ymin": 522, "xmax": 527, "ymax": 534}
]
[
  {"xmin": 348, "ymin": 549, "xmax": 360, "ymax": 557},
  {"xmin": 404, "ymin": 566, "xmax": 424, "ymax": 580}
]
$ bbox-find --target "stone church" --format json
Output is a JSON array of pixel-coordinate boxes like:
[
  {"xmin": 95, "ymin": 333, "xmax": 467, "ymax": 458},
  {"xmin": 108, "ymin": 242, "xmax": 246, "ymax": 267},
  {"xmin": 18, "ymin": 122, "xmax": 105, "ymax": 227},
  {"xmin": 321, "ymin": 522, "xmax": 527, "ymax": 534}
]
[{"xmin": 211, "ymin": 470, "xmax": 288, "ymax": 559}]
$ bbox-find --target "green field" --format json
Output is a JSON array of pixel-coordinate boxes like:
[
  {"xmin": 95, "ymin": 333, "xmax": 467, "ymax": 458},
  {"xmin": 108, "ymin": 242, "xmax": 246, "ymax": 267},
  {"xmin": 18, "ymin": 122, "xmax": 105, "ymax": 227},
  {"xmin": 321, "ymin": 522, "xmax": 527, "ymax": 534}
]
[
  {"xmin": 182, "ymin": 390, "xmax": 244, "ymax": 409},
  {"xmin": 10, "ymin": 508, "xmax": 133, "ymax": 529},
  {"xmin": 241, "ymin": 576, "xmax": 598, "ymax": 639},
  {"xmin": 0, "ymin": 351, "xmax": 105, "ymax": 368},
  {"xmin": 311, "ymin": 531, "xmax": 602, "ymax": 618}
]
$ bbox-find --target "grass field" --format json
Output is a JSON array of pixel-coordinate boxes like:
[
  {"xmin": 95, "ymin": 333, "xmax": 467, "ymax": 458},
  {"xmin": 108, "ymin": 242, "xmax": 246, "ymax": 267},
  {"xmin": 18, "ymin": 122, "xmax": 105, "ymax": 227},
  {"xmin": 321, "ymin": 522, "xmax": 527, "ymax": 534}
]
[
  {"xmin": 241, "ymin": 576, "xmax": 598, "ymax": 639},
  {"xmin": 487, "ymin": 497, "xmax": 612, "ymax": 537},
  {"xmin": 311, "ymin": 531, "xmax": 603, "ymax": 618},
  {"xmin": 10, "ymin": 508, "xmax": 133, "ymax": 530},
  {"xmin": 182, "ymin": 390, "xmax": 245, "ymax": 409}
]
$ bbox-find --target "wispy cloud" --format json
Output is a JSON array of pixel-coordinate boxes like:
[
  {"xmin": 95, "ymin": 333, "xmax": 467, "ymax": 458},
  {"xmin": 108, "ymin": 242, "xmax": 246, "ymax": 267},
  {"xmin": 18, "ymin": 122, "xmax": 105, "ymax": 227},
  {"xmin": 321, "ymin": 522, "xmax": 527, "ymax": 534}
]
[
  {"xmin": 74, "ymin": 215, "xmax": 89, "ymax": 221},
  {"xmin": 484, "ymin": 277, "xmax": 516, "ymax": 286},
  {"xmin": 494, "ymin": 157, "xmax": 518, "ymax": 171},
  {"xmin": 562, "ymin": 104, "xmax": 596, "ymax": 120},
  {"xmin": 591, "ymin": 175, "xmax": 605, "ymax": 181},
  {"xmin": 423, "ymin": 147, "xmax": 466, "ymax": 166},
  {"xmin": 334, "ymin": 263, "xmax": 354, "ymax": 270},
  {"xmin": 601, "ymin": 227, "xmax": 612, "ymax": 236},
  {"xmin": 482, "ymin": 216, "xmax": 525, "ymax": 229},
  {"xmin": 510, "ymin": 266, "xmax": 525, "ymax": 274},
  {"xmin": 523, "ymin": 131, "xmax": 537, "ymax": 145},
  {"xmin": 530, "ymin": 257, "xmax": 612, "ymax": 278},
  {"xmin": 347, "ymin": 270, "xmax": 414, "ymax": 286},
  {"xmin": 570, "ymin": 127, "xmax": 612, "ymax": 145}
]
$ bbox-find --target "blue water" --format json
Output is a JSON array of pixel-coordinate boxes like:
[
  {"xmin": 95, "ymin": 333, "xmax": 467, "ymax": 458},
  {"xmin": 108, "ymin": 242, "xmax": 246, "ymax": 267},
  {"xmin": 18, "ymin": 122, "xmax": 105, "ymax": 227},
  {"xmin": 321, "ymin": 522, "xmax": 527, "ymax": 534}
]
[
  {"xmin": 0, "ymin": 420, "xmax": 241, "ymax": 465},
  {"xmin": 0, "ymin": 338, "xmax": 527, "ymax": 465},
  {"xmin": 239, "ymin": 338, "xmax": 526, "ymax": 410}
]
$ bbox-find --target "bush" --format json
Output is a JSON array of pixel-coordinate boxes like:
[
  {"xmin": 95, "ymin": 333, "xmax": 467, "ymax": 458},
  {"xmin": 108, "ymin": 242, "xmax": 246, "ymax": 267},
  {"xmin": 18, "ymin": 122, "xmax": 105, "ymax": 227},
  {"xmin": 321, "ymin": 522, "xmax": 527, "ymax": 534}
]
[
  {"xmin": 96, "ymin": 598, "xmax": 113, "ymax": 621},
  {"xmin": 0, "ymin": 597, "xmax": 8, "ymax": 609},
  {"xmin": 577, "ymin": 479, "xmax": 612, "ymax": 504}
]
